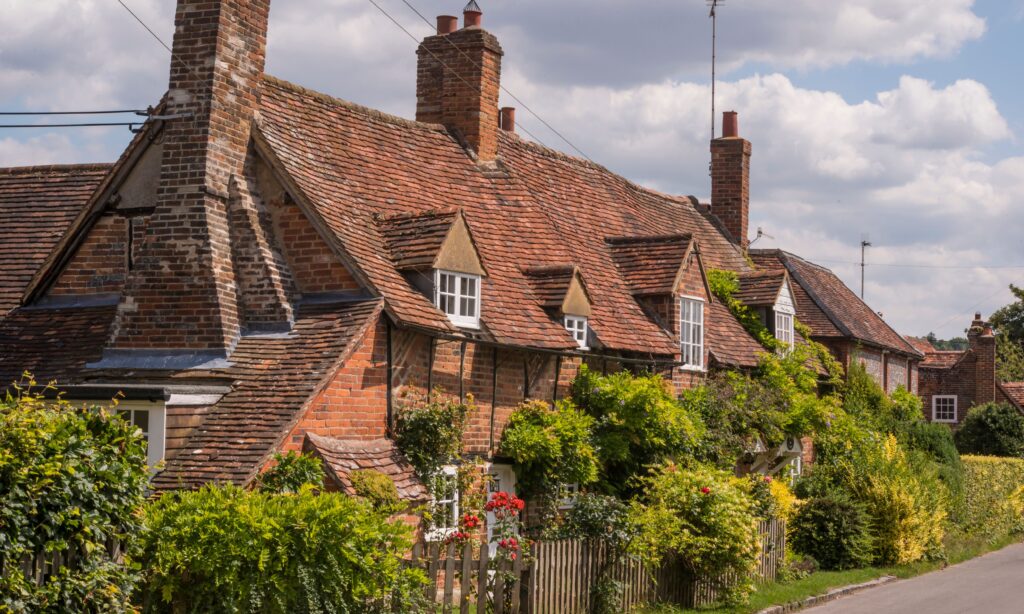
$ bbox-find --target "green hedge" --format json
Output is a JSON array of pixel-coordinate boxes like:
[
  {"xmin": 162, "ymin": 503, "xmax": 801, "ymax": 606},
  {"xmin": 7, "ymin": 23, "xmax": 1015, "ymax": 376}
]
[{"xmin": 959, "ymin": 455, "xmax": 1024, "ymax": 537}]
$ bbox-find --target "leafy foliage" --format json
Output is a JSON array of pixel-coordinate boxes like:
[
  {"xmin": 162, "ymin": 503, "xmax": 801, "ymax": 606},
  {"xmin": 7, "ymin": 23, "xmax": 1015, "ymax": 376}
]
[
  {"xmin": 499, "ymin": 400, "xmax": 599, "ymax": 499},
  {"xmin": 790, "ymin": 494, "xmax": 873, "ymax": 570},
  {"xmin": 954, "ymin": 402, "xmax": 1024, "ymax": 457},
  {"xmin": 0, "ymin": 382, "xmax": 149, "ymax": 613},
  {"xmin": 900, "ymin": 421, "xmax": 966, "ymax": 522},
  {"xmin": 258, "ymin": 451, "xmax": 325, "ymax": 494},
  {"xmin": 959, "ymin": 455, "xmax": 1024, "ymax": 537},
  {"xmin": 571, "ymin": 366, "xmax": 704, "ymax": 496},
  {"xmin": 394, "ymin": 393, "xmax": 469, "ymax": 486},
  {"xmin": 628, "ymin": 463, "xmax": 760, "ymax": 604},
  {"xmin": 138, "ymin": 484, "xmax": 425, "ymax": 613},
  {"xmin": 925, "ymin": 333, "xmax": 969, "ymax": 351},
  {"xmin": 996, "ymin": 334, "xmax": 1024, "ymax": 383},
  {"xmin": 991, "ymin": 284, "xmax": 1024, "ymax": 344},
  {"xmin": 350, "ymin": 469, "xmax": 403, "ymax": 514},
  {"xmin": 551, "ymin": 494, "xmax": 636, "ymax": 549}
]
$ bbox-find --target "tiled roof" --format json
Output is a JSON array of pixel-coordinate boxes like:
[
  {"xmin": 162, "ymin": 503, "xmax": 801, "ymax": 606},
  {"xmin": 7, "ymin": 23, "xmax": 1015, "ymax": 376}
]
[
  {"xmin": 151, "ymin": 299, "xmax": 383, "ymax": 490},
  {"xmin": 706, "ymin": 300, "xmax": 764, "ymax": 368},
  {"xmin": 0, "ymin": 304, "xmax": 115, "ymax": 385},
  {"xmin": 522, "ymin": 265, "xmax": 586, "ymax": 310},
  {"xmin": 0, "ymin": 165, "xmax": 110, "ymax": 313},
  {"xmin": 750, "ymin": 250, "xmax": 921, "ymax": 357},
  {"xmin": 1000, "ymin": 382, "xmax": 1024, "ymax": 411},
  {"xmin": 921, "ymin": 351, "xmax": 966, "ymax": 369},
  {"xmin": 905, "ymin": 336, "xmax": 936, "ymax": 355},
  {"xmin": 376, "ymin": 208, "xmax": 459, "ymax": 271},
  {"xmin": 735, "ymin": 271, "xmax": 787, "ymax": 307},
  {"xmin": 304, "ymin": 433, "xmax": 429, "ymax": 502},
  {"xmin": 256, "ymin": 76, "xmax": 756, "ymax": 359},
  {"xmin": 606, "ymin": 234, "xmax": 693, "ymax": 296}
]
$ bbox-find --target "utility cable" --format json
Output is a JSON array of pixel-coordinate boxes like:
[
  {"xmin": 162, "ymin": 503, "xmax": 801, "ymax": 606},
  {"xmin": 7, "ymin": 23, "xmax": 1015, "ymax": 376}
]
[
  {"xmin": 0, "ymin": 122, "xmax": 140, "ymax": 129},
  {"xmin": 394, "ymin": 0, "xmax": 593, "ymax": 161},
  {"xmin": 0, "ymin": 109, "xmax": 147, "ymax": 116}
]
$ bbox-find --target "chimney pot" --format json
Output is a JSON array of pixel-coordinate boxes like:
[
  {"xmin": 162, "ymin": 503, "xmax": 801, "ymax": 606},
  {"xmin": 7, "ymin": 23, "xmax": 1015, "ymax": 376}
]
[
  {"xmin": 464, "ymin": 9, "xmax": 482, "ymax": 28},
  {"xmin": 722, "ymin": 111, "xmax": 739, "ymax": 138},
  {"xmin": 500, "ymin": 107, "xmax": 516, "ymax": 133},
  {"xmin": 437, "ymin": 15, "xmax": 458, "ymax": 34}
]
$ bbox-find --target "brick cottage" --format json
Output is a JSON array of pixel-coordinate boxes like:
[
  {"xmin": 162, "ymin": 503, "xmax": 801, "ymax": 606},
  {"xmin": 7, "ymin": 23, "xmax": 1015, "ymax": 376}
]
[{"xmin": 0, "ymin": 0, "xmax": 938, "ymax": 526}]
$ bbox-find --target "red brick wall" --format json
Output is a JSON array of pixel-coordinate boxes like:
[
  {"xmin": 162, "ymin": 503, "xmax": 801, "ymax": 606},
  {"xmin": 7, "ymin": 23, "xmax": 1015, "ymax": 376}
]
[
  {"xmin": 886, "ymin": 356, "xmax": 908, "ymax": 394},
  {"xmin": 266, "ymin": 194, "xmax": 362, "ymax": 294},
  {"xmin": 918, "ymin": 354, "xmax": 977, "ymax": 424},
  {"xmin": 854, "ymin": 347, "xmax": 884, "ymax": 387},
  {"xmin": 50, "ymin": 215, "xmax": 129, "ymax": 296}
]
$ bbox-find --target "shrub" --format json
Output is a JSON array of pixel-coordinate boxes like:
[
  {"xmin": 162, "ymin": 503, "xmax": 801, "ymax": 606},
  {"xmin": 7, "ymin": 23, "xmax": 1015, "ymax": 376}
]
[
  {"xmin": 769, "ymin": 479, "xmax": 798, "ymax": 523},
  {"xmin": 901, "ymin": 421, "xmax": 966, "ymax": 521},
  {"xmin": 394, "ymin": 394, "xmax": 469, "ymax": 481},
  {"xmin": 552, "ymin": 493, "xmax": 635, "ymax": 548},
  {"xmin": 258, "ymin": 451, "xmax": 325, "ymax": 493},
  {"xmin": 0, "ymin": 384, "xmax": 149, "ymax": 613},
  {"xmin": 959, "ymin": 455, "xmax": 1024, "ymax": 537},
  {"xmin": 570, "ymin": 366, "xmax": 704, "ymax": 496},
  {"xmin": 138, "ymin": 484, "xmax": 425, "ymax": 613},
  {"xmin": 499, "ymin": 399, "xmax": 599, "ymax": 500},
  {"xmin": 954, "ymin": 402, "xmax": 1024, "ymax": 457},
  {"xmin": 350, "ymin": 469, "xmax": 403, "ymax": 514},
  {"xmin": 790, "ymin": 494, "xmax": 873, "ymax": 570},
  {"xmin": 628, "ymin": 463, "xmax": 760, "ymax": 604}
]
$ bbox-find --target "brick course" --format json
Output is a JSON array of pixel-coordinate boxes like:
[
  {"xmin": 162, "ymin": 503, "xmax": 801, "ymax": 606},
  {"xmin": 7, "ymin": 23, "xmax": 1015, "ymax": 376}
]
[{"xmin": 711, "ymin": 136, "xmax": 751, "ymax": 247}]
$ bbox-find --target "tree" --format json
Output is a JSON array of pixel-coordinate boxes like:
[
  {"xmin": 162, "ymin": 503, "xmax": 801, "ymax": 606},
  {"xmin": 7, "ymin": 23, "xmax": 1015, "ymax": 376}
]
[
  {"xmin": 954, "ymin": 402, "xmax": 1024, "ymax": 458},
  {"xmin": 991, "ymin": 284, "xmax": 1024, "ymax": 344},
  {"xmin": 997, "ymin": 334, "xmax": 1024, "ymax": 382}
]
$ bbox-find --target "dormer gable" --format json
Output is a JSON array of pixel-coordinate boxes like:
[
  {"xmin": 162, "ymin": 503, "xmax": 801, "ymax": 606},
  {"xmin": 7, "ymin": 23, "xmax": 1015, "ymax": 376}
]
[
  {"xmin": 377, "ymin": 208, "xmax": 486, "ymax": 277},
  {"xmin": 737, "ymin": 270, "xmax": 797, "ymax": 349},
  {"xmin": 605, "ymin": 234, "xmax": 711, "ymax": 299},
  {"xmin": 522, "ymin": 265, "xmax": 592, "ymax": 317}
]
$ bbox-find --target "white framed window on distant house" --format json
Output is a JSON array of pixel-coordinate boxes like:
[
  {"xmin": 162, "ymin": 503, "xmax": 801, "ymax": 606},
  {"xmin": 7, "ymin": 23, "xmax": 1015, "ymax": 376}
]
[
  {"xmin": 564, "ymin": 315, "xmax": 589, "ymax": 350},
  {"xmin": 775, "ymin": 311, "xmax": 794, "ymax": 351},
  {"xmin": 679, "ymin": 296, "xmax": 705, "ymax": 371},
  {"xmin": 558, "ymin": 483, "xmax": 580, "ymax": 510},
  {"xmin": 426, "ymin": 465, "xmax": 460, "ymax": 542},
  {"xmin": 435, "ymin": 270, "xmax": 481, "ymax": 328},
  {"xmin": 932, "ymin": 396, "xmax": 958, "ymax": 423},
  {"xmin": 114, "ymin": 402, "xmax": 166, "ymax": 469}
]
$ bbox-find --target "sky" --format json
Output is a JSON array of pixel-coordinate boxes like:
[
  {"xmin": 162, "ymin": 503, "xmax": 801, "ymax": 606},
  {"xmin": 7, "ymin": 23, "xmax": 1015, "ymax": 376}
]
[{"xmin": 1, "ymin": 0, "xmax": 1021, "ymax": 339}]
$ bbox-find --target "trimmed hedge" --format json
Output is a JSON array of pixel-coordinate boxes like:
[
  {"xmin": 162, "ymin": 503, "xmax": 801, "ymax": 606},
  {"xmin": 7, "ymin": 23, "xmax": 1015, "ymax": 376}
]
[{"xmin": 959, "ymin": 455, "xmax": 1024, "ymax": 537}]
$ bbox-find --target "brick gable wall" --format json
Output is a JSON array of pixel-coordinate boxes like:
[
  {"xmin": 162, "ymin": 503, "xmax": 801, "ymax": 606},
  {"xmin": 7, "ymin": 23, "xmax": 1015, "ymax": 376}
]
[{"xmin": 50, "ymin": 215, "xmax": 129, "ymax": 296}]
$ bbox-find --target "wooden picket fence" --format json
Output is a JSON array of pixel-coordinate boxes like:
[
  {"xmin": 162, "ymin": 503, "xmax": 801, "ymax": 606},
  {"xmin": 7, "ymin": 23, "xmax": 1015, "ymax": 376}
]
[
  {"xmin": 416, "ymin": 518, "xmax": 785, "ymax": 613},
  {"xmin": 0, "ymin": 539, "xmax": 123, "ymax": 588}
]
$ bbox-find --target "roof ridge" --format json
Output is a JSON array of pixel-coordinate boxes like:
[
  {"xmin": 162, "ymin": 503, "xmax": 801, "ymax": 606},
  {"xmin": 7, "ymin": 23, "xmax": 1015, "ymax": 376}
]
[
  {"xmin": 373, "ymin": 207, "xmax": 460, "ymax": 224},
  {"xmin": 262, "ymin": 75, "xmax": 447, "ymax": 134},
  {"xmin": 0, "ymin": 163, "xmax": 112, "ymax": 176}
]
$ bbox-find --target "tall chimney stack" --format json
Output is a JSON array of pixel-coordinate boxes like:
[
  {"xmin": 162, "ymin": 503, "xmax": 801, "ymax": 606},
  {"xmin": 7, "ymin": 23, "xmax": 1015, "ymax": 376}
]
[
  {"xmin": 107, "ymin": 0, "xmax": 271, "ymax": 363},
  {"xmin": 710, "ymin": 111, "xmax": 751, "ymax": 248},
  {"xmin": 416, "ymin": 2, "xmax": 503, "ymax": 163},
  {"xmin": 969, "ymin": 313, "xmax": 997, "ymax": 405}
]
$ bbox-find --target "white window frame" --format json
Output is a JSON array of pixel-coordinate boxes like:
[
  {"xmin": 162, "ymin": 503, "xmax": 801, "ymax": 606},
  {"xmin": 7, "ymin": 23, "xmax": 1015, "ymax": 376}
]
[
  {"xmin": 558, "ymin": 482, "xmax": 580, "ymax": 510},
  {"xmin": 932, "ymin": 395, "xmax": 958, "ymax": 424},
  {"xmin": 116, "ymin": 402, "xmax": 166, "ymax": 470},
  {"xmin": 774, "ymin": 310, "xmax": 795, "ymax": 351},
  {"xmin": 564, "ymin": 315, "xmax": 589, "ymax": 350},
  {"xmin": 434, "ymin": 269, "xmax": 481, "ymax": 329},
  {"xmin": 426, "ymin": 465, "xmax": 460, "ymax": 542},
  {"xmin": 679, "ymin": 296, "xmax": 705, "ymax": 371}
]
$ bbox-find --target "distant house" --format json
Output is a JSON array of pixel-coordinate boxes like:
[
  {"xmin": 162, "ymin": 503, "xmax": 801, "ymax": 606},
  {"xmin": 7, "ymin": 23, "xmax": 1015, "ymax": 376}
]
[
  {"xmin": 907, "ymin": 315, "xmax": 1024, "ymax": 424},
  {"xmin": 749, "ymin": 249, "xmax": 924, "ymax": 393}
]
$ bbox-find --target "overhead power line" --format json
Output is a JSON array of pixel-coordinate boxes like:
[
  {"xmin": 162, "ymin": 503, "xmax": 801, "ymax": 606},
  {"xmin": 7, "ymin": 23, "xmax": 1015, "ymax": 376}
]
[
  {"xmin": 391, "ymin": 0, "xmax": 593, "ymax": 161},
  {"xmin": 810, "ymin": 259, "xmax": 1024, "ymax": 271},
  {"xmin": 0, "ymin": 122, "xmax": 140, "ymax": 129},
  {"xmin": 0, "ymin": 109, "xmax": 148, "ymax": 116}
]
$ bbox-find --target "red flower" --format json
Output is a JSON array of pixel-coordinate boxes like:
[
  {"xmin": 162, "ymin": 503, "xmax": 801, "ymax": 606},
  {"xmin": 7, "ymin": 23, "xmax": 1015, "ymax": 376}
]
[
  {"xmin": 764, "ymin": 475, "xmax": 773, "ymax": 483},
  {"xmin": 700, "ymin": 486, "xmax": 711, "ymax": 495}
]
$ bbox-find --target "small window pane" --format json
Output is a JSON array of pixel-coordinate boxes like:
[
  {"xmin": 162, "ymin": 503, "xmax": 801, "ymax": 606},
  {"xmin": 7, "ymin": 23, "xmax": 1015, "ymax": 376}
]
[{"xmin": 133, "ymin": 410, "xmax": 149, "ymax": 434}]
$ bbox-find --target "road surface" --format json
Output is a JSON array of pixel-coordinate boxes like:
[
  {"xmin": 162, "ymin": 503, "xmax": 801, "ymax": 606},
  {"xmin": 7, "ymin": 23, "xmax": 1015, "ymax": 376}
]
[{"xmin": 805, "ymin": 542, "xmax": 1024, "ymax": 614}]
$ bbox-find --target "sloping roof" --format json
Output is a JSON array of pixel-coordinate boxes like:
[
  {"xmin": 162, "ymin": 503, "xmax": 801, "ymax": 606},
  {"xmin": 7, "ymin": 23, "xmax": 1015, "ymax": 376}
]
[
  {"xmin": 735, "ymin": 271, "xmax": 788, "ymax": 307},
  {"xmin": 376, "ymin": 208, "xmax": 460, "ymax": 271},
  {"xmin": 750, "ymin": 249, "xmax": 921, "ymax": 357},
  {"xmin": 921, "ymin": 350, "xmax": 967, "ymax": 369},
  {"xmin": 0, "ymin": 165, "xmax": 110, "ymax": 314},
  {"xmin": 304, "ymin": 433, "xmax": 428, "ymax": 502},
  {"xmin": 256, "ymin": 76, "xmax": 755, "ymax": 359},
  {"xmin": 1000, "ymin": 382, "xmax": 1024, "ymax": 411},
  {"xmin": 905, "ymin": 336, "xmax": 936, "ymax": 355},
  {"xmin": 522, "ymin": 265, "xmax": 588, "ymax": 310},
  {"xmin": 706, "ymin": 300, "xmax": 764, "ymax": 368},
  {"xmin": 606, "ymin": 234, "xmax": 693, "ymax": 296},
  {"xmin": 0, "ymin": 303, "xmax": 115, "ymax": 385},
  {"xmin": 151, "ymin": 299, "xmax": 382, "ymax": 490}
]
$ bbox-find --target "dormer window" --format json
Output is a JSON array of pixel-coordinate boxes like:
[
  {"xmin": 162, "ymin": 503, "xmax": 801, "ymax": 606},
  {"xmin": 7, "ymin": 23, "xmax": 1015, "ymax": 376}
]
[
  {"xmin": 680, "ymin": 296, "xmax": 705, "ymax": 370},
  {"xmin": 775, "ymin": 311, "xmax": 794, "ymax": 350},
  {"xmin": 564, "ymin": 315, "xmax": 589, "ymax": 349},
  {"xmin": 435, "ymin": 269, "xmax": 480, "ymax": 328}
]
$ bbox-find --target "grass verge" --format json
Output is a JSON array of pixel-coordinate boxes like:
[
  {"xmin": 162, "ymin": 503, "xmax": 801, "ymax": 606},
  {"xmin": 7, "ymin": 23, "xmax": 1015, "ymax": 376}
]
[{"xmin": 640, "ymin": 532, "xmax": 1022, "ymax": 614}]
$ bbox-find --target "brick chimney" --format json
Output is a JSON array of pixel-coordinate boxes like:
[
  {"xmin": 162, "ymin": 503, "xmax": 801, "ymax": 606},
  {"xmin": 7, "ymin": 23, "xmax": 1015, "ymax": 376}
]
[
  {"xmin": 108, "ymin": 0, "xmax": 271, "ymax": 363},
  {"xmin": 969, "ymin": 312, "xmax": 997, "ymax": 404},
  {"xmin": 711, "ymin": 111, "xmax": 752, "ymax": 248},
  {"xmin": 416, "ymin": 2, "xmax": 503, "ymax": 163}
]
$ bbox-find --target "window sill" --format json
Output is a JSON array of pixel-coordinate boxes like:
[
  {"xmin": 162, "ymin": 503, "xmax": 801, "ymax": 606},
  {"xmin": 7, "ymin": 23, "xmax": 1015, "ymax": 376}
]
[
  {"xmin": 424, "ymin": 528, "xmax": 457, "ymax": 543},
  {"xmin": 679, "ymin": 365, "xmax": 706, "ymax": 373}
]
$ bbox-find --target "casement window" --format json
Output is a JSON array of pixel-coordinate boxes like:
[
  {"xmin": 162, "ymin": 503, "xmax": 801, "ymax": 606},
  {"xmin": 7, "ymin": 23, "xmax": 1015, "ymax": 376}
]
[
  {"xmin": 679, "ymin": 297, "xmax": 705, "ymax": 371},
  {"xmin": 558, "ymin": 483, "xmax": 580, "ymax": 510},
  {"xmin": 426, "ymin": 465, "xmax": 460, "ymax": 542},
  {"xmin": 435, "ymin": 270, "xmax": 481, "ymax": 328},
  {"xmin": 774, "ymin": 311, "xmax": 795, "ymax": 351},
  {"xmin": 114, "ymin": 403, "xmax": 166, "ymax": 469},
  {"xmin": 564, "ymin": 315, "xmax": 589, "ymax": 350},
  {"xmin": 932, "ymin": 396, "xmax": 958, "ymax": 423}
]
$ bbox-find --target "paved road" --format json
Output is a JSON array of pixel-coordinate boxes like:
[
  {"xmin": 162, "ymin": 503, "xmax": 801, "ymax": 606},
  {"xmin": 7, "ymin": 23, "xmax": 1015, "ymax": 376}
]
[{"xmin": 805, "ymin": 542, "xmax": 1024, "ymax": 614}]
